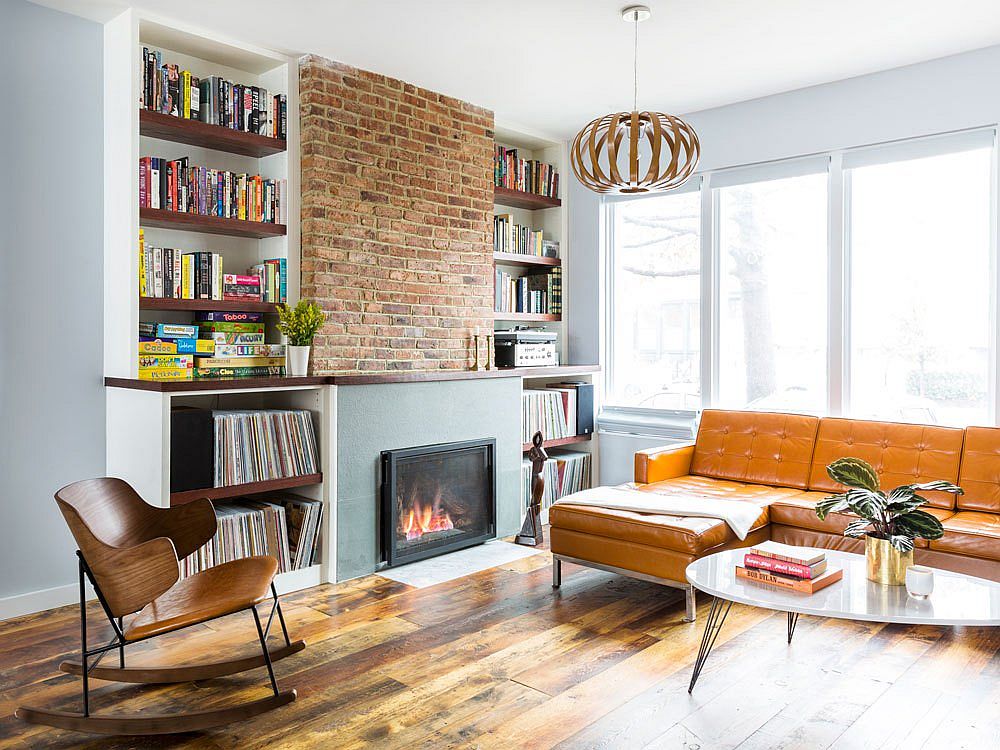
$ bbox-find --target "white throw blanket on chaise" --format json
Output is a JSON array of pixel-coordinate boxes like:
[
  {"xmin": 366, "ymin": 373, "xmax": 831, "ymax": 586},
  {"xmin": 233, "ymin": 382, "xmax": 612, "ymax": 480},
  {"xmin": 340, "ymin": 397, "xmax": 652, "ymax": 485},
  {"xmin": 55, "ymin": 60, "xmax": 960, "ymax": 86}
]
[{"xmin": 552, "ymin": 485, "xmax": 761, "ymax": 540}]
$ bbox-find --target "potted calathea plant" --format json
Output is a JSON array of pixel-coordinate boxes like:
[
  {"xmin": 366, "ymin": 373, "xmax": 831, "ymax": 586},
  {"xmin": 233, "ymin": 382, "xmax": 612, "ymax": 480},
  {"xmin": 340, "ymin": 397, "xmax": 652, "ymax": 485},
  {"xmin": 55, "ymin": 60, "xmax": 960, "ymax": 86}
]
[
  {"xmin": 816, "ymin": 457, "xmax": 962, "ymax": 585},
  {"xmin": 276, "ymin": 300, "xmax": 326, "ymax": 376}
]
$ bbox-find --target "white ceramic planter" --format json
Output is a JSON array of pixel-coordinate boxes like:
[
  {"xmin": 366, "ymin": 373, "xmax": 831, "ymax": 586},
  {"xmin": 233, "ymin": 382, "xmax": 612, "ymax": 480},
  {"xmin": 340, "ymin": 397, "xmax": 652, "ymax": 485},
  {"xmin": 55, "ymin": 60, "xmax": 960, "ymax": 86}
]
[{"xmin": 287, "ymin": 345, "xmax": 310, "ymax": 376}]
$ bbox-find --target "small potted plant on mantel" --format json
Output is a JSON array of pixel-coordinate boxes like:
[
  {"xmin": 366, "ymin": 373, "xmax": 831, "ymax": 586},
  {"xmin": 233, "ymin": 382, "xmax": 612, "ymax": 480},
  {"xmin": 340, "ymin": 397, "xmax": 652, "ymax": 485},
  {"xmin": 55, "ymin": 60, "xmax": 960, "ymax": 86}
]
[
  {"xmin": 816, "ymin": 457, "xmax": 962, "ymax": 585},
  {"xmin": 276, "ymin": 300, "xmax": 326, "ymax": 376}
]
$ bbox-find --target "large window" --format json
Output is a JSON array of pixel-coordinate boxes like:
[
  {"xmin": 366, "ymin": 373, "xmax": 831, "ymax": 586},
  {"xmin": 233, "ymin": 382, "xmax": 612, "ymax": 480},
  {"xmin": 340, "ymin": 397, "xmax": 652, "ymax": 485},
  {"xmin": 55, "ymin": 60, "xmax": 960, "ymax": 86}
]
[
  {"xmin": 609, "ymin": 189, "xmax": 700, "ymax": 409},
  {"xmin": 717, "ymin": 173, "xmax": 828, "ymax": 412},
  {"xmin": 848, "ymin": 148, "xmax": 992, "ymax": 426},
  {"xmin": 605, "ymin": 129, "xmax": 997, "ymax": 426}
]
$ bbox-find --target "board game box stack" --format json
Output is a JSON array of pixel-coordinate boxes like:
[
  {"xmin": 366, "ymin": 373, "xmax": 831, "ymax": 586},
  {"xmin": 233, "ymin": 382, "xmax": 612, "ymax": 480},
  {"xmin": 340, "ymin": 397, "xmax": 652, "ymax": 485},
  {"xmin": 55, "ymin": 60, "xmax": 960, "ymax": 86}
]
[
  {"xmin": 137, "ymin": 312, "xmax": 286, "ymax": 380},
  {"xmin": 736, "ymin": 540, "xmax": 843, "ymax": 594}
]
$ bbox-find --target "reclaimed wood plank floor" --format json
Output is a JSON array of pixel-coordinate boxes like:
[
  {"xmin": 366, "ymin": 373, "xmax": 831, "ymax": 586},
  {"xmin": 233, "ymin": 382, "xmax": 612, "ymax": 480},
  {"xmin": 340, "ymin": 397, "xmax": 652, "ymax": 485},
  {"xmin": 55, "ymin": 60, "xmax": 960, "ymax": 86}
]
[{"xmin": 1, "ymin": 545, "xmax": 998, "ymax": 749}]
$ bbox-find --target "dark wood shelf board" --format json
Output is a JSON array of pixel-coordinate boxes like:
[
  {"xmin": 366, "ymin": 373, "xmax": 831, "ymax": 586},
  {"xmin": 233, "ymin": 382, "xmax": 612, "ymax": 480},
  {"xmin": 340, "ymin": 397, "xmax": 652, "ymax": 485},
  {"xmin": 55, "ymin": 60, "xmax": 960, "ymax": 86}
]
[
  {"xmin": 492, "ymin": 252, "xmax": 561, "ymax": 268},
  {"xmin": 522, "ymin": 434, "xmax": 592, "ymax": 452},
  {"xmin": 170, "ymin": 473, "xmax": 322, "ymax": 506},
  {"xmin": 140, "ymin": 207, "xmax": 287, "ymax": 238},
  {"xmin": 499, "ymin": 364, "xmax": 600, "ymax": 378},
  {"xmin": 140, "ymin": 110, "xmax": 287, "ymax": 157},
  {"xmin": 105, "ymin": 376, "xmax": 328, "ymax": 392},
  {"xmin": 140, "ymin": 297, "xmax": 279, "ymax": 313},
  {"xmin": 493, "ymin": 312, "xmax": 561, "ymax": 322},
  {"xmin": 107, "ymin": 366, "xmax": 600, "ymax": 390},
  {"xmin": 494, "ymin": 186, "xmax": 561, "ymax": 210}
]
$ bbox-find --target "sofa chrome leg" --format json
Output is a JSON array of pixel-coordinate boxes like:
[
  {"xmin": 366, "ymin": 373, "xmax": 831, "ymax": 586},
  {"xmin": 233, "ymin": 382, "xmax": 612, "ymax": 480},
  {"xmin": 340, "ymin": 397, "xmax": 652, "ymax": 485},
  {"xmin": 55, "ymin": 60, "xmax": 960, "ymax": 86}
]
[
  {"xmin": 552, "ymin": 557, "xmax": 562, "ymax": 588},
  {"xmin": 685, "ymin": 585, "xmax": 697, "ymax": 622}
]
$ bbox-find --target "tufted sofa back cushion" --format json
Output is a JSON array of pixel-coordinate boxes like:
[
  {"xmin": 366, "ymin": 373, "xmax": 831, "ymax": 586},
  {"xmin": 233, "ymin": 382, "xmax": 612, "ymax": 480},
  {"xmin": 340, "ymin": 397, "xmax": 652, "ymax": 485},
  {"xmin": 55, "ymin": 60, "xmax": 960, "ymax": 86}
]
[
  {"xmin": 957, "ymin": 426, "xmax": 1000, "ymax": 512},
  {"xmin": 690, "ymin": 410, "xmax": 820, "ymax": 490},
  {"xmin": 808, "ymin": 418, "xmax": 965, "ymax": 509}
]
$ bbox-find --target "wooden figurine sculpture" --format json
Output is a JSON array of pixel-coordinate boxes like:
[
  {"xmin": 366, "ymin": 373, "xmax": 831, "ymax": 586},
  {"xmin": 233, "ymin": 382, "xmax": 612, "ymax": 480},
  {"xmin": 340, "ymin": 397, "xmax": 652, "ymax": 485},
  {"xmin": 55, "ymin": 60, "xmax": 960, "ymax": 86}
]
[
  {"xmin": 516, "ymin": 431, "xmax": 549, "ymax": 546},
  {"xmin": 15, "ymin": 478, "xmax": 304, "ymax": 735}
]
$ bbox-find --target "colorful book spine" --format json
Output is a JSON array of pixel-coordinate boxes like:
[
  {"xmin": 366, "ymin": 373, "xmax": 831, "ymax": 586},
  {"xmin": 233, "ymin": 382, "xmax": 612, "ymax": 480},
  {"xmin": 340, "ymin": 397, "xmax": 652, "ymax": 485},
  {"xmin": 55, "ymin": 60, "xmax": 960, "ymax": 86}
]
[
  {"xmin": 138, "ymin": 367, "xmax": 193, "ymax": 381},
  {"xmin": 138, "ymin": 339, "xmax": 178, "ymax": 354},
  {"xmin": 195, "ymin": 366, "xmax": 285, "ymax": 378},
  {"xmin": 139, "ymin": 354, "xmax": 195, "ymax": 369},
  {"xmin": 196, "ymin": 356, "xmax": 286, "ymax": 369},
  {"xmin": 173, "ymin": 337, "xmax": 215, "ymax": 355},
  {"xmin": 212, "ymin": 344, "xmax": 286, "ymax": 358},
  {"xmin": 743, "ymin": 553, "xmax": 819, "ymax": 579},
  {"xmin": 197, "ymin": 322, "xmax": 265, "ymax": 334},
  {"xmin": 735, "ymin": 566, "xmax": 842, "ymax": 594},
  {"xmin": 194, "ymin": 311, "xmax": 264, "ymax": 323}
]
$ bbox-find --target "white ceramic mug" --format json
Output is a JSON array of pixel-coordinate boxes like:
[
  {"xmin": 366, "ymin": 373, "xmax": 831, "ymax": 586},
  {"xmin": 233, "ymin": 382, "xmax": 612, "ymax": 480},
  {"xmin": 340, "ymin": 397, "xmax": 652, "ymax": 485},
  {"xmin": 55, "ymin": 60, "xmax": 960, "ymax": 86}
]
[{"xmin": 905, "ymin": 565, "xmax": 934, "ymax": 599}]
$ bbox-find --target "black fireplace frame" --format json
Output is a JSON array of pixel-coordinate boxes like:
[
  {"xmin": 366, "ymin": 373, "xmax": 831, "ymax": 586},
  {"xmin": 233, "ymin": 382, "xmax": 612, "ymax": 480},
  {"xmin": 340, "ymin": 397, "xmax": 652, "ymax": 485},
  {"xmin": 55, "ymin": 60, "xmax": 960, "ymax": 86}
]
[{"xmin": 379, "ymin": 438, "xmax": 497, "ymax": 567}]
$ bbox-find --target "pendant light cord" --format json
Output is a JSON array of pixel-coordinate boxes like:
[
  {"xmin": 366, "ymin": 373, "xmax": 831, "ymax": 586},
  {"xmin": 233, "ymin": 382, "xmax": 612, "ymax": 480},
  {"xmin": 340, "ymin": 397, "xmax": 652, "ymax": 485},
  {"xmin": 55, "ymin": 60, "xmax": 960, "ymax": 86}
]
[{"xmin": 633, "ymin": 12, "xmax": 639, "ymax": 112}]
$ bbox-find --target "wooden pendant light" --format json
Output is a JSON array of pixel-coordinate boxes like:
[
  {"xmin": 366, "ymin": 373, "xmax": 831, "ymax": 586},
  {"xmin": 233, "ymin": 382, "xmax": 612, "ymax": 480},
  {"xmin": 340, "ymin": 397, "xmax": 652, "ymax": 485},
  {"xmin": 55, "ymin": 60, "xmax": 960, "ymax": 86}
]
[{"xmin": 570, "ymin": 6, "xmax": 701, "ymax": 194}]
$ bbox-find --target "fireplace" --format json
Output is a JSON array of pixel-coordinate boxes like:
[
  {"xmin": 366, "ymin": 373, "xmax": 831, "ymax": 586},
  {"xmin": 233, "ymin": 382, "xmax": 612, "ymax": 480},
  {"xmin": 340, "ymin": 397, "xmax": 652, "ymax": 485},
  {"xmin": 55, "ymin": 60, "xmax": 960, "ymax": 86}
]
[{"xmin": 380, "ymin": 438, "xmax": 497, "ymax": 567}]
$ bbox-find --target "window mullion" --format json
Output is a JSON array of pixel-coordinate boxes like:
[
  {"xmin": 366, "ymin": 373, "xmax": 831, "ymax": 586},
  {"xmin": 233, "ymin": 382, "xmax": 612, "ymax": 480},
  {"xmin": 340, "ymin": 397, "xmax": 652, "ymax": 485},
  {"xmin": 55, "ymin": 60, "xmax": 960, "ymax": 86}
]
[
  {"xmin": 700, "ymin": 175, "xmax": 718, "ymax": 408},
  {"xmin": 828, "ymin": 153, "xmax": 847, "ymax": 416}
]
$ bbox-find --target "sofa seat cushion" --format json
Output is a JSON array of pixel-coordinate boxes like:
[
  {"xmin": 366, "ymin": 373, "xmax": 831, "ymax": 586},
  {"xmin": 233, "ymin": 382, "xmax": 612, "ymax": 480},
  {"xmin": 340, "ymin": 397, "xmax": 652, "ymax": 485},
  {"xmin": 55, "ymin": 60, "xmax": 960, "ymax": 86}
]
[
  {"xmin": 769, "ymin": 492, "xmax": 954, "ymax": 548},
  {"xmin": 549, "ymin": 476, "xmax": 800, "ymax": 556},
  {"xmin": 930, "ymin": 512, "xmax": 1000, "ymax": 561}
]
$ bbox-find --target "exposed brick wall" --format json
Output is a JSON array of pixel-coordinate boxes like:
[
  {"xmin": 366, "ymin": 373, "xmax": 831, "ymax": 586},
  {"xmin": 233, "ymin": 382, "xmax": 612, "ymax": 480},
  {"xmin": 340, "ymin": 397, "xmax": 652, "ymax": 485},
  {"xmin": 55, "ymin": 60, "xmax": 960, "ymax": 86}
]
[{"xmin": 299, "ymin": 55, "xmax": 495, "ymax": 373}]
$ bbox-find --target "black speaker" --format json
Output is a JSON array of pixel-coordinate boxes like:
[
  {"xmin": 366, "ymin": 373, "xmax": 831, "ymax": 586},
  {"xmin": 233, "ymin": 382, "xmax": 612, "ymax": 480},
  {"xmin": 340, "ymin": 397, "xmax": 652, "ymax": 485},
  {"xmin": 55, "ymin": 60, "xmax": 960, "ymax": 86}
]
[
  {"xmin": 170, "ymin": 407, "xmax": 214, "ymax": 492},
  {"xmin": 548, "ymin": 382, "xmax": 594, "ymax": 436}
]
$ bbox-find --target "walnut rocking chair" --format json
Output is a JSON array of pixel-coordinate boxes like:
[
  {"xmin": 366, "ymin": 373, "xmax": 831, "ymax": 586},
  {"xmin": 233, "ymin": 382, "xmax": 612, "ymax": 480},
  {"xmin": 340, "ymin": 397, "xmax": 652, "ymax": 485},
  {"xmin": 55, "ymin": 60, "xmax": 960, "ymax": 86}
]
[{"xmin": 15, "ymin": 478, "xmax": 305, "ymax": 735}]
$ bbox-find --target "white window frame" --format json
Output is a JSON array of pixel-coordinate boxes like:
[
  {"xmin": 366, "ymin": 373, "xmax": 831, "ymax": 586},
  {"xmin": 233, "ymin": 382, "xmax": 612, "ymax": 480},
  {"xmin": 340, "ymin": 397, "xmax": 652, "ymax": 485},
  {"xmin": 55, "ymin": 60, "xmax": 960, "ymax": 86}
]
[{"xmin": 601, "ymin": 125, "xmax": 1000, "ymax": 427}]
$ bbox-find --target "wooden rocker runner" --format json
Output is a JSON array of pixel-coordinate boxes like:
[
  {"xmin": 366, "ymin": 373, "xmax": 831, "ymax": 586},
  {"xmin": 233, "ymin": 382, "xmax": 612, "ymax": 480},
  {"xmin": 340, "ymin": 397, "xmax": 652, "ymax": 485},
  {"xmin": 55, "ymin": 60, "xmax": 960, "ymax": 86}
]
[{"xmin": 15, "ymin": 478, "xmax": 304, "ymax": 735}]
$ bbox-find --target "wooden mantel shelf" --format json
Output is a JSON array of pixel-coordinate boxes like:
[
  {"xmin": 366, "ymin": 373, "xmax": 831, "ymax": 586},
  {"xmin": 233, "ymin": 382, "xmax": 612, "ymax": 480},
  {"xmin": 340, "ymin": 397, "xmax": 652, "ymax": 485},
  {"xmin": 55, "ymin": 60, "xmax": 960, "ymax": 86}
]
[{"xmin": 104, "ymin": 365, "xmax": 600, "ymax": 392}]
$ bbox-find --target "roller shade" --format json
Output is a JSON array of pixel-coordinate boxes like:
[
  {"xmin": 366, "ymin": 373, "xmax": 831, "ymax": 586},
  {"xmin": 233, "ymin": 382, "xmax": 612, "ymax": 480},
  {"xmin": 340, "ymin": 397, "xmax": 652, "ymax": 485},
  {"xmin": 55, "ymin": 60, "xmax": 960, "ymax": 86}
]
[
  {"xmin": 711, "ymin": 156, "xmax": 830, "ymax": 189},
  {"xmin": 843, "ymin": 128, "xmax": 996, "ymax": 170},
  {"xmin": 603, "ymin": 174, "xmax": 703, "ymax": 203}
]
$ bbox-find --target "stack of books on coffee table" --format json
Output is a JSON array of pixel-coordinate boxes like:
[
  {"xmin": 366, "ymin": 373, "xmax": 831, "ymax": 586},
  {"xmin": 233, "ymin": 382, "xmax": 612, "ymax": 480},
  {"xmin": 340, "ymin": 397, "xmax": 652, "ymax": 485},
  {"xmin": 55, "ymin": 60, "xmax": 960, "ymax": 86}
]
[{"xmin": 736, "ymin": 540, "xmax": 843, "ymax": 594}]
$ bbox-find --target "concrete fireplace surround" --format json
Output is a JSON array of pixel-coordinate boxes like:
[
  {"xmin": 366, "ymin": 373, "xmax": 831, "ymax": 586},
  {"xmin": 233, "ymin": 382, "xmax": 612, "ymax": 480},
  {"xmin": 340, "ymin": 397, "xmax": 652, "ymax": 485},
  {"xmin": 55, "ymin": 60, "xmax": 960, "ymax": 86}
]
[{"xmin": 335, "ymin": 375, "xmax": 522, "ymax": 580}]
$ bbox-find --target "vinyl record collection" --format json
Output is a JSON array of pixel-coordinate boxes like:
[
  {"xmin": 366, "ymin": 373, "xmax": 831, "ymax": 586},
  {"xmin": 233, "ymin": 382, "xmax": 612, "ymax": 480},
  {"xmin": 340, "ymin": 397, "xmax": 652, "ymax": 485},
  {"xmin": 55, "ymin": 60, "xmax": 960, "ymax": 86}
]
[
  {"xmin": 521, "ymin": 389, "xmax": 571, "ymax": 443},
  {"xmin": 214, "ymin": 409, "xmax": 318, "ymax": 487},
  {"xmin": 520, "ymin": 450, "xmax": 592, "ymax": 510},
  {"xmin": 179, "ymin": 494, "xmax": 323, "ymax": 577}
]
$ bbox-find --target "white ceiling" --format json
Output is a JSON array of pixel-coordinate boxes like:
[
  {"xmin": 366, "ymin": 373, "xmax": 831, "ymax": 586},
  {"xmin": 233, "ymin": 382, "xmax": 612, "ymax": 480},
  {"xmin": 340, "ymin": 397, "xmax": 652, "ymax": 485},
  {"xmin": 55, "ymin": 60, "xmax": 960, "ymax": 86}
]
[{"xmin": 41, "ymin": 0, "xmax": 1000, "ymax": 139}]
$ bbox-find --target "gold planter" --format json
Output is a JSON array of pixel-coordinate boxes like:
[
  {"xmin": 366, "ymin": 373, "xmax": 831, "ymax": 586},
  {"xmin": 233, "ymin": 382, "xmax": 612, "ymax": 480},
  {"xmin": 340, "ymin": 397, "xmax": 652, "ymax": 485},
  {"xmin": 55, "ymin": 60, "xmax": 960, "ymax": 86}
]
[{"xmin": 865, "ymin": 536, "xmax": 913, "ymax": 586}]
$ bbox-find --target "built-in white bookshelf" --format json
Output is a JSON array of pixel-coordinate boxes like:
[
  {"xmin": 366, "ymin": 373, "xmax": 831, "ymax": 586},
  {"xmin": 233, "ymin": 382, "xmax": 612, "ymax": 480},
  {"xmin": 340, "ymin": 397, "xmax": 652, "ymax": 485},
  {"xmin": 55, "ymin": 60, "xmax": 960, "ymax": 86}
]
[
  {"xmin": 492, "ymin": 124, "xmax": 571, "ymax": 362},
  {"xmin": 101, "ymin": 10, "xmax": 331, "ymax": 592}
]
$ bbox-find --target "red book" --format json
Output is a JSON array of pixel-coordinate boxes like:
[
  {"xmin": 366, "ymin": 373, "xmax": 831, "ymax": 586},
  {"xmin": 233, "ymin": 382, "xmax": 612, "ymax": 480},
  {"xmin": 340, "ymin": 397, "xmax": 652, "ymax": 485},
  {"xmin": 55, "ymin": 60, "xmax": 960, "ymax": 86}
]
[{"xmin": 744, "ymin": 553, "xmax": 827, "ymax": 580}]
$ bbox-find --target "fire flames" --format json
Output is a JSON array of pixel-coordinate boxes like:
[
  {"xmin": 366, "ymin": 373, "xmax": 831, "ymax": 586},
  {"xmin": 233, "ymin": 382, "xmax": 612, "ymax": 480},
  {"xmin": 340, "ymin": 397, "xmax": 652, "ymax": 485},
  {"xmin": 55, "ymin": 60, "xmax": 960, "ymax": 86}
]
[{"xmin": 401, "ymin": 493, "xmax": 454, "ymax": 541}]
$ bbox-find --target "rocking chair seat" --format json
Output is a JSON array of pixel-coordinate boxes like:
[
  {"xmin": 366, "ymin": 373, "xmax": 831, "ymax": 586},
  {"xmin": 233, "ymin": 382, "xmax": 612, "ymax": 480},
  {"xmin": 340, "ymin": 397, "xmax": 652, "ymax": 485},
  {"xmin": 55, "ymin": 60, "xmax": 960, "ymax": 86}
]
[{"xmin": 126, "ymin": 555, "xmax": 278, "ymax": 641}]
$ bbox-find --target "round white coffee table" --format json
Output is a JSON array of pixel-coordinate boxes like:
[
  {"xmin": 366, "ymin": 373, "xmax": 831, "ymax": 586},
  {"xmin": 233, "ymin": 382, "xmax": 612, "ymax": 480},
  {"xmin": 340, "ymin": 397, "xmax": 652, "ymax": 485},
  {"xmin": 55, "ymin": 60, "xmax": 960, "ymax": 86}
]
[{"xmin": 685, "ymin": 548, "xmax": 1000, "ymax": 692}]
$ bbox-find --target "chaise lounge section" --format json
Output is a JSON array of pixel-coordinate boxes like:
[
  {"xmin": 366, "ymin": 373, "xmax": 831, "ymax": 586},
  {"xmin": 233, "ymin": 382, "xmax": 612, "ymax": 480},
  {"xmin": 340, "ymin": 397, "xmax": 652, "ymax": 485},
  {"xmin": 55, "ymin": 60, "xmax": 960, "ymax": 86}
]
[{"xmin": 549, "ymin": 410, "xmax": 1000, "ymax": 620}]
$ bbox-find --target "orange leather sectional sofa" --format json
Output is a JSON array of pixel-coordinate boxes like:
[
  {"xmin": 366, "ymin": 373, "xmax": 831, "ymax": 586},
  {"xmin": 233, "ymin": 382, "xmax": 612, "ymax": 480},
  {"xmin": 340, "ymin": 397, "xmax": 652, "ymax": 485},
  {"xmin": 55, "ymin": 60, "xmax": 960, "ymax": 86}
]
[{"xmin": 549, "ymin": 410, "xmax": 1000, "ymax": 620}]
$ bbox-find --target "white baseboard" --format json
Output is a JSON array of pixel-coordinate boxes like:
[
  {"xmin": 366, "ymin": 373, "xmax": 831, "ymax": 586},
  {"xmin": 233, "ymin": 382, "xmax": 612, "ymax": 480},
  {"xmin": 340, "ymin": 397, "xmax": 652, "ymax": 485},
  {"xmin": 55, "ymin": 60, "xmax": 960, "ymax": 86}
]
[{"xmin": 0, "ymin": 582, "xmax": 81, "ymax": 622}]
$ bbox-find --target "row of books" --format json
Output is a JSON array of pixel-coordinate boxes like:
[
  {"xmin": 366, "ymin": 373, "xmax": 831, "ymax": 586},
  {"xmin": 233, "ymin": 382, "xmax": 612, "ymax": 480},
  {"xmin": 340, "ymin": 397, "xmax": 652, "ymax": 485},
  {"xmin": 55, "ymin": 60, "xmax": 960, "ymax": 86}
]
[
  {"xmin": 735, "ymin": 541, "xmax": 843, "ymax": 594},
  {"xmin": 495, "ymin": 268, "xmax": 562, "ymax": 315},
  {"xmin": 179, "ymin": 494, "xmax": 322, "ymax": 577},
  {"xmin": 214, "ymin": 409, "xmax": 319, "ymax": 487},
  {"xmin": 139, "ymin": 156, "xmax": 287, "ymax": 225},
  {"xmin": 520, "ymin": 450, "xmax": 592, "ymax": 510},
  {"xmin": 494, "ymin": 146, "xmax": 559, "ymax": 198},
  {"xmin": 142, "ymin": 47, "xmax": 287, "ymax": 139},
  {"xmin": 138, "ymin": 231, "xmax": 287, "ymax": 303},
  {"xmin": 139, "ymin": 314, "xmax": 283, "ymax": 380},
  {"xmin": 494, "ymin": 214, "xmax": 546, "ymax": 256}
]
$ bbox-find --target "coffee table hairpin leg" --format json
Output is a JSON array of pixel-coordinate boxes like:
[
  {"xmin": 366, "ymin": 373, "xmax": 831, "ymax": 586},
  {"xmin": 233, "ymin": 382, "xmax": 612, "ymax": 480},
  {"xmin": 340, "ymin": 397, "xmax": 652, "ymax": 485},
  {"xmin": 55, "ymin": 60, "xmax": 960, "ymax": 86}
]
[
  {"xmin": 787, "ymin": 612, "xmax": 799, "ymax": 643},
  {"xmin": 687, "ymin": 596, "xmax": 732, "ymax": 693}
]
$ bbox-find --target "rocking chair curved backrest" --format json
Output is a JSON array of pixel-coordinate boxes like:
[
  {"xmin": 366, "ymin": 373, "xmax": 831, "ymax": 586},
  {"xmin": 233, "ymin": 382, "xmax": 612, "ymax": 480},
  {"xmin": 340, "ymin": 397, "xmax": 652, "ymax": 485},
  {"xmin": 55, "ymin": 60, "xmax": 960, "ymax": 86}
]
[{"xmin": 55, "ymin": 478, "xmax": 218, "ymax": 618}]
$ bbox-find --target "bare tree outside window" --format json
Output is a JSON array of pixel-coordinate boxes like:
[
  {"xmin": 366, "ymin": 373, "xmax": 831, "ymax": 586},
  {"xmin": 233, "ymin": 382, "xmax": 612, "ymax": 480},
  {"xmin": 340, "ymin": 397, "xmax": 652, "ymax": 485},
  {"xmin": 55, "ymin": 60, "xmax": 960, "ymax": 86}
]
[
  {"xmin": 718, "ymin": 175, "xmax": 828, "ymax": 411},
  {"xmin": 610, "ymin": 192, "xmax": 700, "ymax": 409}
]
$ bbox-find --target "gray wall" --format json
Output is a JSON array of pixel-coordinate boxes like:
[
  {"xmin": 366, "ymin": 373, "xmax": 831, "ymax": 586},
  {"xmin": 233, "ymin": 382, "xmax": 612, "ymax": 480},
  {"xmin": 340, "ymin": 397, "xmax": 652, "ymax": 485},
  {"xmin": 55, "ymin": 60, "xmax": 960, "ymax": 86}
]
[
  {"xmin": 335, "ymin": 377, "xmax": 523, "ymax": 580},
  {"xmin": 0, "ymin": 0, "xmax": 104, "ymax": 601},
  {"xmin": 572, "ymin": 44, "xmax": 1000, "ymax": 478}
]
